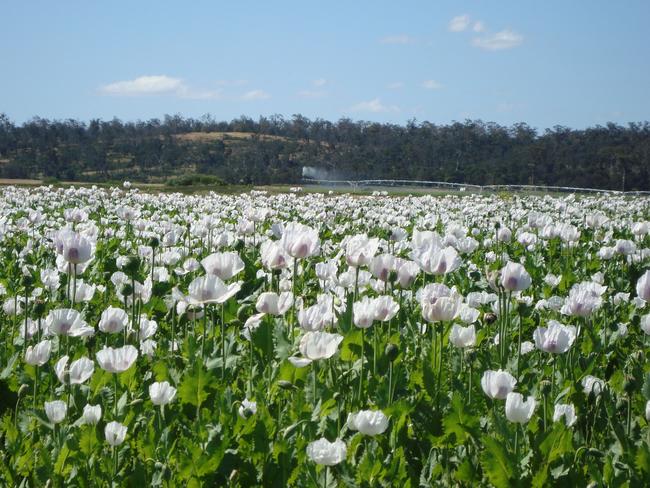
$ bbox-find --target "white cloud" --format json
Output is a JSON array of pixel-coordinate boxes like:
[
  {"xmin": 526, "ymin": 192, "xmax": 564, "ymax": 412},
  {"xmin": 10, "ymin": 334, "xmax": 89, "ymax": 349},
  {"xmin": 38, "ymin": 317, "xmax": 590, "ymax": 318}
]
[
  {"xmin": 449, "ymin": 15, "xmax": 470, "ymax": 32},
  {"xmin": 298, "ymin": 79, "xmax": 328, "ymax": 98},
  {"xmin": 387, "ymin": 81, "xmax": 404, "ymax": 89},
  {"xmin": 350, "ymin": 98, "xmax": 399, "ymax": 113},
  {"xmin": 100, "ymin": 75, "xmax": 222, "ymax": 99},
  {"xmin": 472, "ymin": 30, "xmax": 523, "ymax": 50},
  {"xmin": 380, "ymin": 34, "xmax": 415, "ymax": 45},
  {"xmin": 241, "ymin": 89, "xmax": 270, "ymax": 101},
  {"xmin": 473, "ymin": 21, "xmax": 486, "ymax": 32},
  {"xmin": 298, "ymin": 90, "xmax": 326, "ymax": 99},
  {"xmin": 421, "ymin": 80, "xmax": 443, "ymax": 90},
  {"xmin": 100, "ymin": 75, "xmax": 184, "ymax": 96}
]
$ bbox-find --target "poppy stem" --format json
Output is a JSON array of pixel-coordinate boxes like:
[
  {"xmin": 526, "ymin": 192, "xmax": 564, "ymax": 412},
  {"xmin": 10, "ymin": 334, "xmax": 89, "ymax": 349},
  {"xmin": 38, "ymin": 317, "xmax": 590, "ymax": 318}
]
[
  {"xmin": 358, "ymin": 328, "xmax": 365, "ymax": 405},
  {"xmin": 113, "ymin": 373, "xmax": 118, "ymax": 419},
  {"xmin": 514, "ymin": 424, "xmax": 519, "ymax": 459},
  {"xmin": 217, "ymin": 305, "xmax": 225, "ymax": 379},
  {"xmin": 312, "ymin": 361, "xmax": 317, "ymax": 401}
]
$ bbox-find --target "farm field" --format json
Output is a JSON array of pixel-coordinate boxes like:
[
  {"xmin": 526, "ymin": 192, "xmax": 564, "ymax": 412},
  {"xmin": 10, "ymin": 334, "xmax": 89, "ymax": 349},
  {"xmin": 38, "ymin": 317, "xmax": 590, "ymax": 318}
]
[{"xmin": 1, "ymin": 184, "xmax": 650, "ymax": 486}]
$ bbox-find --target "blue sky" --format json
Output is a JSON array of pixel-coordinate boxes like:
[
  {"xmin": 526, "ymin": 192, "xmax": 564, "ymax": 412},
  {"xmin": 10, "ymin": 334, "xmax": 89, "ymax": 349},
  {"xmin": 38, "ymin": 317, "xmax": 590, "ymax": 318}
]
[{"xmin": 1, "ymin": 1, "xmax": 649, "ymax": 129}]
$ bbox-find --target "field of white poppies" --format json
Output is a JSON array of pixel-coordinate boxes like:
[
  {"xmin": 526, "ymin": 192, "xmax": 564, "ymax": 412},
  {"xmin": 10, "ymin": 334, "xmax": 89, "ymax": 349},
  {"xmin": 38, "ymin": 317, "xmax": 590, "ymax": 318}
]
[{"xmin": 2, "ymin": 184, "xmax": 650, "ymax": 487}]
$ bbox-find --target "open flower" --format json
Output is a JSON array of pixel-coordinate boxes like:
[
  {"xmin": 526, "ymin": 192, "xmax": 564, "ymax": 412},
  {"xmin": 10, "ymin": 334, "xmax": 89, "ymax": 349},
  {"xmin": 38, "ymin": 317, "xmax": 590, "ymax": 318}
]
[
  {"xmin": 533, "ymin": 320, "xmax": 576, "ymax": 354},
  {"xmin": 414, "ymin": 245, "xmax": 462, "ymax": 275},
  {"xmin": 149, "ymin": 381, "xmax": 177, "ymax": 406},
  {"xmin": 481, "ymin": 369, "xmax": 517, "ymax": 400},
  {"xmin": 353, "ymin": 296, "xmax": 377, "ymax": 329},
  {"xmin": 347, "ymin": 410, "xmax": 389, "ymax": 436},
  {"xmin": 201, "ymin": 252, "xmax": 244, "ymax": 280},
  {"xmin": 297, "ymin": 331, "xmax": 344, "ymax": 363},
  {"xmin": 105, "ymin": 421, "xmax": 127, "ymax": 446},
  {"xmin": 449, "ymin": 324, "xmax": 476, "ymax": 348},
  {"xmin": 280, "ymin": 222, "xmax": 320, "ymax": 259},
  {"xmin": 369, "ymin": 254, "xmax": 396, "ymax": 281},
  {"xmin": 420, "ymin": 284, "xmax": 462, "ymax": 322},
  {"xmin": 96, "ymin": 345, "xmax": 138, "ymax": 373},
  {"xmin": 187, "ymin": 275, "xmax": 241, "ymax": 305},
  {"xmin": 505, "ymin": 392, "xmax": 536, "ymax": 423},
  {"xmin": 372, "ymin": 295, "xmax": 400, "ymax": 322},
  {"xmin": 67, "ymin": 280, "xmax": 96, "ymax": 303},
  {"xmin": 60, "ymin": 232, "xmax": 93, "ymax": 264},
  {"xmin": 500, "ymin": 262, "xmax": 532, "ymax": 292},
  {"xmin": 306, "ymin": 438, "xmax": 347, "ymax": 466},
  {"xmin": 561, "ymin": 282, "xmax": 605, "ymax": 317},
  {"xmin": 25, "ymin": 339, "xmax": 52, "ymax": 366},
  {"xmin": 98, "ymin": 307, "xmax": 129, "ymax": 334},
  {"xmin": 553, "ymin": 403, "xmax": 577, "ymax": 427},
  {"xmin": 256, "ymin": 292, "xmax": 293, "ymax": 316},
  {"xmin": 637, "ymin": 270, "xmax": 650, "ymax": 302},
  {"xmin": 396, "ymin": 261, "xmax": 420, "ymax": 288},
  {"xmin": 260, "ymin": 240, "xmax": 292, "ymax": 270},
  {"xmin": 69, "ymin": 356, "xmax": 94, "ymax": 384},
  {"xmin": 82, "ymin": 404, "xmax": 102, "ymax": 425},
  {"xmin": 46, "ymin": 309, "xmax": 94, "ymax": 337},
  {"xmin": 345, "ymin": 234, "xmax": 379, "ymax": 267},
  {"xmin": 45, "ymin": 400, "xmax": 67, "ymax": 424}
]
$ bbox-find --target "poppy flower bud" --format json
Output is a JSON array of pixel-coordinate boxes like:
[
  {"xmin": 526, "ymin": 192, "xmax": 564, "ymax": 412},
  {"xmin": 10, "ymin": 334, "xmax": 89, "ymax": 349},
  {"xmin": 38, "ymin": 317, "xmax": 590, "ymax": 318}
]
[
  {"xmin": 123, "ymin": 256, "xmax": 141, "ymax": 276},
  {"xmin": 21, "ymin": 274, "xmax": 35, "ymax": 288},
  {"xmin": 278, "ymin": 380, "xmax": 295, "ymax": 390},
  {"xmin": 147, "ymin": 237, "xmax": 160, "ymax": 249},
  {"xmin": 238, "ymin": 399, "xmax": 257, "ymax": 419},
  {"xmin": 385, "ymin": 343, "xmax": 399, "ymax": 362},
  {"xmin": 578, "ymin": 355, "xmax": 589, "ymax": 370},
  {"xmin": 237, "ymin": 304, "xmax": 254, "ymax": 322},
  {"xmin": 33, "ymin": 300, "xmax": 46, "ymax": 317},
  {"xmin": 121, "ymin": 283, "xmax": 134, "ymax": 296},
  {"xmin": 623, "ymin": 377, "xmax": 637, "ymax": 395},
  {"xmin": 539, "ymin": 380, "xmax": 552, "ymax": 396},
  {"xmin": 484, "ymin": 312, "xmax": 497, "ymax": 325}
]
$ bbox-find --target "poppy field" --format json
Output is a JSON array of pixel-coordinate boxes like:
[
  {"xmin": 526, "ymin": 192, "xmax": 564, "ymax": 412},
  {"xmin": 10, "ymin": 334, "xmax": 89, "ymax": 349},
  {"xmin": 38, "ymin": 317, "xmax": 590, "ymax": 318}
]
[{"xmin": 1, "ymin": 183, "xmax": 650, "ymax": 487}]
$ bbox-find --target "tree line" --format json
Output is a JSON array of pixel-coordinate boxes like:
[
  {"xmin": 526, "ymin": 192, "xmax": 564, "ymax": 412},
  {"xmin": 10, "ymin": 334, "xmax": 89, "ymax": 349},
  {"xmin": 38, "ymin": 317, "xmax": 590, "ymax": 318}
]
[{"xmin": 0, "ymin": 113, "xmax": 648, "ymax": 190}]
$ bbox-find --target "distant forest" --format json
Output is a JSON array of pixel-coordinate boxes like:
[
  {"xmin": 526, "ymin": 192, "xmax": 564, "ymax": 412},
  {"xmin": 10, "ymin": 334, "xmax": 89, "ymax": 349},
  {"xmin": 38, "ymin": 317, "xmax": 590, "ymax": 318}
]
[{"xmin": 0, "ymin": 113, "xmax": 649, "ymax": 190}]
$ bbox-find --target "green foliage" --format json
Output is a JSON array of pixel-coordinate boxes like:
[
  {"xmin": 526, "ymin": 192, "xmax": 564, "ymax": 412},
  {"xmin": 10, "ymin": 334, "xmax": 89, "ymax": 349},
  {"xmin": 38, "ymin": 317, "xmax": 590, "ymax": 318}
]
[
  {"xmin": 165, "ymin": 174, "xmax": 225, "ymax": 187},
  {"xmin": 480, "ymin": 435, "xmax": 515, "ymax": 488},
  {"xmin": 1, "ymin": 113, "xmax": 649, "ymax": 189}
]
